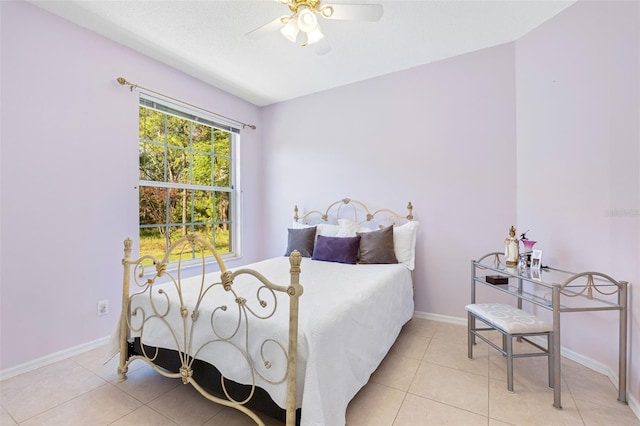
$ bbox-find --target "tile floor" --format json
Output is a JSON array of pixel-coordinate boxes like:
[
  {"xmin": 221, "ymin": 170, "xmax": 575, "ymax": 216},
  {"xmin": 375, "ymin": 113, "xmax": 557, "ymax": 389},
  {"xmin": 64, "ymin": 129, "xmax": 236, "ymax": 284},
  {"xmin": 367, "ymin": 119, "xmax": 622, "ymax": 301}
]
[{"xmin": 1, "ymin": 319, "xmax": 638, "ymax": 425}]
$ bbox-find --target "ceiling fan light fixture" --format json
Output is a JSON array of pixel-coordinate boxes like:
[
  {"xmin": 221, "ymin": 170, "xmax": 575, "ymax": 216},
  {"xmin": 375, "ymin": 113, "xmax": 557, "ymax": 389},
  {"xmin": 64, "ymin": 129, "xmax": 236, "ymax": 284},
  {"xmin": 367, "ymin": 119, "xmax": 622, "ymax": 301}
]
[
  {"xmin": 305, "ymin": 25, "xmax": 325, "ymax": 45},
  {"xmin": 320, "ymin": 5, "xmax": 334, "ymax": 18},
  {"xmin": 280, "ymin": 18, "xmax": 299, "ymax": 42},
  {"xmin": 297, "ymin": 6, "xmax": 318, "ymax": 33},
  {"xmin": 249, "ymin": 0, "xmax": 384, "ymax": 55}
]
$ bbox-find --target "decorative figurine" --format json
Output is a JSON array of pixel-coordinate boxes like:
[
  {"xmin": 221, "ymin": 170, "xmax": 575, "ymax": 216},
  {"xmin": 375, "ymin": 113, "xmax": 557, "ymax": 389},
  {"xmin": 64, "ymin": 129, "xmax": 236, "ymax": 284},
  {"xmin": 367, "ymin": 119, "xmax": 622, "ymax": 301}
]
[{"xmin": 504, "ymin": 226, "xmax": 519, "ymax": 266}]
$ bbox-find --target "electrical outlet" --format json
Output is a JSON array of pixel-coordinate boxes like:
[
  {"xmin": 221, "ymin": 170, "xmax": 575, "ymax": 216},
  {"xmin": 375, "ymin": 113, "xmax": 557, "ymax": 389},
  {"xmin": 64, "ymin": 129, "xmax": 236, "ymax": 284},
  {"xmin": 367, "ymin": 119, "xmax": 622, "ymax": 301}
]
[{"xmin": 97, "ymin": 300, "xmax": 109, "ymax": 316}]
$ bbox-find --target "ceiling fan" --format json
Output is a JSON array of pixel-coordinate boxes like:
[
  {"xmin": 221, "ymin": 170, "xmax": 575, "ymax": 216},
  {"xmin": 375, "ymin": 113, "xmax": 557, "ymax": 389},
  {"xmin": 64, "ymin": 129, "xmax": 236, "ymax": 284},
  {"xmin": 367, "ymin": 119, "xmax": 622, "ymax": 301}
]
[{"xmin": 246, "ymin": 0, "xmax": 384, "ymax": 55}]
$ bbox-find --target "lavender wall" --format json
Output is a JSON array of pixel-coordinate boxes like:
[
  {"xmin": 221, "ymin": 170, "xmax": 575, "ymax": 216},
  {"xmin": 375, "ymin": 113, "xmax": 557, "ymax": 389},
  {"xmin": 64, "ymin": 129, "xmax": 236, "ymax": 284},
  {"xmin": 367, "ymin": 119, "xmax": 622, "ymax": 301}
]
[
  {"xmin": 516, "ymin": 0, "xmax": 639, "ymax": 408},
  {"xmin": 261, "ymin": 0, "xmax": 639, "ymax": 410},
  {"xmin": 261, "ymin": 43, "xmax": 518, "ymax": 318},
  {"xmin": 0, "ymin": 1, "xmax": 263, "ymax": 371},
  {"xmin": 2, "ymin": 0, "xmax": 637, "ymax": 411}
]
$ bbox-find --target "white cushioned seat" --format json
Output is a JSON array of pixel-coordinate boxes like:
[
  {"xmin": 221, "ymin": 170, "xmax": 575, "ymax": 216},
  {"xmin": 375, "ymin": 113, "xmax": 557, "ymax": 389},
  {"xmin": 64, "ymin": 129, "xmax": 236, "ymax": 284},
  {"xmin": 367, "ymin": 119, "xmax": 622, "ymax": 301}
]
[
  {"xmin": 465, "ymin": 303, "xmax": 552, "ymax": 334},
  {"xmin": 466, "ymin": 302, "xmax": 554, "ymax": 393}
]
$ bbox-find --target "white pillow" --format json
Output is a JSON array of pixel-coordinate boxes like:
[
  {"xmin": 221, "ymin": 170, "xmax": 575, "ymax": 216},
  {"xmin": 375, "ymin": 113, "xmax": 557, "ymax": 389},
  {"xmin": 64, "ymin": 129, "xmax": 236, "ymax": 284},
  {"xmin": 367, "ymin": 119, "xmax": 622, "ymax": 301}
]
[
  {"xmin": 291, "ymin": 221, "xmax": 339, "ymax": 238},
  {"xmin": 393, "ymin": 221, "xmax": 419, "ymax": 270},
  {"xmin": 291, "ymin": 221, "xmax": 311, "ymax": 229},
  {"xmin": 316, "ymin": 223, "xmax": 340, "ymax": 237},
  {"xmin": 336, "ymin": 219, "xmax": 362, "ymax": 237}
]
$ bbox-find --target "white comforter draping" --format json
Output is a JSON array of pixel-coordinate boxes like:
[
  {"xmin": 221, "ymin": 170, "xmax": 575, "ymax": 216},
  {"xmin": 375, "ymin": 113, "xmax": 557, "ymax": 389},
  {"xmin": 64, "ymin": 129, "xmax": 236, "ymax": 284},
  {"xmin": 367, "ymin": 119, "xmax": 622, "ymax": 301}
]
[{"xmin": 125, "ymin": 257, "xmax": 414, "ymax": 426}]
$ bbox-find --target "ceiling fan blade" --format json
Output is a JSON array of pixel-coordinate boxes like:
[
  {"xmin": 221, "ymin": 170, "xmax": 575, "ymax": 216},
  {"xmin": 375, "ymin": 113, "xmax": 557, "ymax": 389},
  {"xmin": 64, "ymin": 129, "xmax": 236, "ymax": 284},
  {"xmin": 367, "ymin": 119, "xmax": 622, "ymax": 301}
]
[
  {"xmin": 322, "ymin": 3, "xmax": 383, "ymax": 22},
  {"xmin": 245, "ymin": 16, "xmax": 286, "ymax": 40},
  {"xmin": 314, "ymin": 37, "xmax": 331, "ymax": 55}
]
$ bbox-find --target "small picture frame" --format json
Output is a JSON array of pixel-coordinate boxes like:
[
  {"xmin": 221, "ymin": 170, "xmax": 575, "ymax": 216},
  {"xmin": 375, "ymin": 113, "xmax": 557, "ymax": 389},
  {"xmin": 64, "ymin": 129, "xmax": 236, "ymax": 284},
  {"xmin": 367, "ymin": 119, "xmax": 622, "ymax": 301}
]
[{"xmin": 531, "ymin": 249, "xmax": 543, "ymax": 269}]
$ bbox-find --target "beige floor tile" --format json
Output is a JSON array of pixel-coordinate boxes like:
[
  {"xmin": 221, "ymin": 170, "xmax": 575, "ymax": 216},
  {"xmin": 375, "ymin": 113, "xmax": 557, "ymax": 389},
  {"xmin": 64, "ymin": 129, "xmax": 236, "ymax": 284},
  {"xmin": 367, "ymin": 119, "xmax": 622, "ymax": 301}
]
[
  {"xmin": 71, "ymin": 345, "xmax": 111, "ymax": 369},
  {"xmin": 114, "ymin": 364, "xmax": 180, "ymax": 403},
  {"xmin": 393, "ymin": 393, "xmax": 487, "ymax": 425},
  {"xmin": 402, "ymin": 318, "xmax": 438, "ymax": 338},
  {"xmin": 488, "ymin": 378, "xmax": 583, "ymax": 425},
  {"xmin": 111, "ymin": 405, "xmax": 179, "ymax": 425},
  {"xmin": 346, "ymin": 382, "xmax": 405, "ymax": 426},
  {"xmin": 203, "ymin": 406, "xmax": 284, "ymax": 426},
  {"xmin": 409, "ymin": 362, "xmax": 488, "ymax": 416},
  {"xmin": 563, "ymin": 366, "xmax": 625, "ymax": 410},
  {"xmin": 433, "ymin": 323, "xmax": 469, "ymax": 343},
  {"xmin": 574, "ymin": 398, "xmax": 640, "ymax": 425},
  {"xmin": 147, "ymin": 383, "xmax": 224, "ymax": 426},
  {"xmin": 0, "ymin": 358, "xmax": 106, "ymax": 423},
  {"xmin": 1, "ymin": 406, "xmax": 17, "ymax": 425},
  {"xmin": 488, "ymin": 418, "xmax": 516, "ymax": 426},
  {"xmin": 88, "ymin": 354, "xmax": 124, "ymax": 383},
  {"xmin": 20, "ymin": 383, "xmax": 141, "ymax": 426},
  {"xmin": 425, "ymin": 334, "xmax": 489, "ymax": 377},
  {"xmin": 371, "ymin": 353, "xmax": 421, "ymax": 391},
  {"xmin": 389, "ymin": 329, "xmax": 431, "ymax": 360}
]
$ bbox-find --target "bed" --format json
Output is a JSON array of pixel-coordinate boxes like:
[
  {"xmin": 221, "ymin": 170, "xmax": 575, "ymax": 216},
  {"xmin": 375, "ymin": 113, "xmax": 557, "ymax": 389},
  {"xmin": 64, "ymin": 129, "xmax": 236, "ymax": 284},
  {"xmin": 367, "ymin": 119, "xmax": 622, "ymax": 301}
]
[{"xmin": 115, "ymin": 198, "xmax": 418, "ymax": 426}]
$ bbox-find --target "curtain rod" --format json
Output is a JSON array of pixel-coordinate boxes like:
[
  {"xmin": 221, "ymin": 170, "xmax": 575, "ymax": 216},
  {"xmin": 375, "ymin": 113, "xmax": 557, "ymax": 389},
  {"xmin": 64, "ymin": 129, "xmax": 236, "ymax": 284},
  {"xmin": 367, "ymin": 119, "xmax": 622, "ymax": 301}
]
[{"xmin": 116, "ymin": 77, "xmax": 257, "ymax": 130}]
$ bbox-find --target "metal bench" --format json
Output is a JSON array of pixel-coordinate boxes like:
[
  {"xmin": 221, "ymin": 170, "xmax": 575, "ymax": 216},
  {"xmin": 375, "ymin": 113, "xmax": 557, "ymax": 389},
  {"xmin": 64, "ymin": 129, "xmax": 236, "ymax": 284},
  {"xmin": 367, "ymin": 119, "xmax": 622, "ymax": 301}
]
[{"xmin": 465, "ymin": 303, "xmax": 554, "ymax": 392}]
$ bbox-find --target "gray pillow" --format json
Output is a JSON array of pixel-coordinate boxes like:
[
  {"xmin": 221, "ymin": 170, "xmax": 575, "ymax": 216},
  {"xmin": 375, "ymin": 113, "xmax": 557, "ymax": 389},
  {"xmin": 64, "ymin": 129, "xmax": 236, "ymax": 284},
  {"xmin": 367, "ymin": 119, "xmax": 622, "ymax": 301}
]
[
  {"xmin": 312, "ymin": 235, "xmax": 361, "ymax": 264},
  {"xmin": 357, "ymin": 225, "xmax": 398, "ymax": 264},
  {"xmin": 285, "ymin": 226, "xmax": 317, "ymax": 257}
]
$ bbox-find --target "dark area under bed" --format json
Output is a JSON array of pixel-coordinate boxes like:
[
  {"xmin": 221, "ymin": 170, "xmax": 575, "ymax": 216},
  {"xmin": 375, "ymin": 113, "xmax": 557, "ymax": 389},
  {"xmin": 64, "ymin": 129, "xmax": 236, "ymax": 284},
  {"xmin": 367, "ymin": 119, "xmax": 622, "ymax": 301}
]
[{"xmin": 130, "ymin": 338, "xmax": 302, "ymax": 425}]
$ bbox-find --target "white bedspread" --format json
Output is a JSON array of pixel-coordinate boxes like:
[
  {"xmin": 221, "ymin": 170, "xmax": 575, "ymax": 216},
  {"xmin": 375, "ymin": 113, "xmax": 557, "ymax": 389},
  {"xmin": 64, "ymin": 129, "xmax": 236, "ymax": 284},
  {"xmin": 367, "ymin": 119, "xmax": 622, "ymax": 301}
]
[{"xmin": 126, "ymin": 257, "xmax": 414, "ymax": 426}]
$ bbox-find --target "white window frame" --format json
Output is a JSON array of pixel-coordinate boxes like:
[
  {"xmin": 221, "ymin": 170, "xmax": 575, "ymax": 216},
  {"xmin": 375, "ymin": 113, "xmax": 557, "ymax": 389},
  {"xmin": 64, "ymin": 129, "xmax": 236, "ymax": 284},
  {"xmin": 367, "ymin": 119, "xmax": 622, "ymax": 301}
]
[{"xmin": 138, "ymin": 92, "xmax": 241, "ymax": 262}]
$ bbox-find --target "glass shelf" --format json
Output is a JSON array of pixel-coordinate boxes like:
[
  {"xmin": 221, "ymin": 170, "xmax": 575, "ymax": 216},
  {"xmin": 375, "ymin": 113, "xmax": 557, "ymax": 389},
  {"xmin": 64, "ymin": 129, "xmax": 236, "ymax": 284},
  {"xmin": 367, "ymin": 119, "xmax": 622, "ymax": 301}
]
[{"xmin": 473, "ymin": 253, "xmax": 625, "ymax": 313}]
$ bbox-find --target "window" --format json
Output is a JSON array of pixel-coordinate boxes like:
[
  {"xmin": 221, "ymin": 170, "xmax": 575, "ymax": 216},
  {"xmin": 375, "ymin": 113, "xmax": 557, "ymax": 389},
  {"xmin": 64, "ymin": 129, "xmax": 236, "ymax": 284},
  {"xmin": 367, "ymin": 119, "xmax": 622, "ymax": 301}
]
[{"xmin": 138, "ymin": 94, "xmax": 238, "ymax": 263}]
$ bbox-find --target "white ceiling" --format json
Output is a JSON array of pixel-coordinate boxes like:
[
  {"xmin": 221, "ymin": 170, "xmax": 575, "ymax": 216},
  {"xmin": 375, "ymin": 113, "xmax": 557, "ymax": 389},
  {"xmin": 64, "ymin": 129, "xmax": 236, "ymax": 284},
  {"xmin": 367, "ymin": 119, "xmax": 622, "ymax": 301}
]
[{"xmin": 29, "ymin": 0, "xmax": 576, "ymax": 106}]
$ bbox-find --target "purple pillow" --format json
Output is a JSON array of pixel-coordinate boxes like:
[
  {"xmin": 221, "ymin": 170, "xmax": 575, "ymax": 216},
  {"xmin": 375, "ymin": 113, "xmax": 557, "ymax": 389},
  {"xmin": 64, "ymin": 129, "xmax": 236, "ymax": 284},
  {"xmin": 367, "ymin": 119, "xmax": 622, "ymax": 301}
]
[{"xmin": 312, "ymin": 235, "xmax": 361, "ymax": 264}]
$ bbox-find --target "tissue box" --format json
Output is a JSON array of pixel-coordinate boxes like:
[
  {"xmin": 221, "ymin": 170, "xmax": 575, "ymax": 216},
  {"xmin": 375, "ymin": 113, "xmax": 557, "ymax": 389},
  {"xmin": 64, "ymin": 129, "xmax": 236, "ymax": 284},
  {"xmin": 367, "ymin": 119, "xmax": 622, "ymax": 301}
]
[{"xmin": 485, "ymin": 275, "xmax": 508, "ymax": 285}]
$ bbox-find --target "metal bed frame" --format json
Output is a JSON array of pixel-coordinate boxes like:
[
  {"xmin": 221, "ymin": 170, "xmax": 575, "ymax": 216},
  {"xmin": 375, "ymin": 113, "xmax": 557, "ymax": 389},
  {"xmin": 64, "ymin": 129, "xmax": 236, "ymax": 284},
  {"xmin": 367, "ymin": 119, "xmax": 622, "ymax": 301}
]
[
  {"xmin": 116, "ymin": 198, "xmax": 414, "ymax": 425},
  {"xmin": 117, "ymin": 234, "xmax": 303, "ymax": 426}
]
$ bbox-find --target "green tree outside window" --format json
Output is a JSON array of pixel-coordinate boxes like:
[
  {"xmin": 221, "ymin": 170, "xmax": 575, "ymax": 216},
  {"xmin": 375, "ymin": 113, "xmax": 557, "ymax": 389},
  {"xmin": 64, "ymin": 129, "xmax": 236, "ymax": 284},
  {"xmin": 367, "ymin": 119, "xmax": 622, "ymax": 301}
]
[{"xmin": 138, "ymin": 102, "xmax": 235, "ymax": 264}]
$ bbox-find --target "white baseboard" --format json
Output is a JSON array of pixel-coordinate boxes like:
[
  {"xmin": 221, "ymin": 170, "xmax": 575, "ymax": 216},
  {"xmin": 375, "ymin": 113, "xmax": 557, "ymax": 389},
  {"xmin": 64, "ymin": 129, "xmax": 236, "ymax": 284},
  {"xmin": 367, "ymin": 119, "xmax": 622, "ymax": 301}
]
[
  {"xmin": 413, "ymin": 310, "xmax": 466, "ymax": 326},
  {"xmin": 414, "ymin": 309, "xmax": 639, "ymax": 421},
  {"xmin": 0, "ymin": 336, "xmax": 110, "ymax": 381}
]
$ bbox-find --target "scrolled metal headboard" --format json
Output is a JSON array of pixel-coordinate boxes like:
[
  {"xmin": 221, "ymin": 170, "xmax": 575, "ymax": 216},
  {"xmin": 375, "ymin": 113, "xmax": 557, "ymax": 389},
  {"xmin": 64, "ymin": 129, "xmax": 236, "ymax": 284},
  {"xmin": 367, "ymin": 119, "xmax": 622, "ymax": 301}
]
[{"xmin": 293, "ymin": 197, "xmax": 413, "ymax": 228}]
